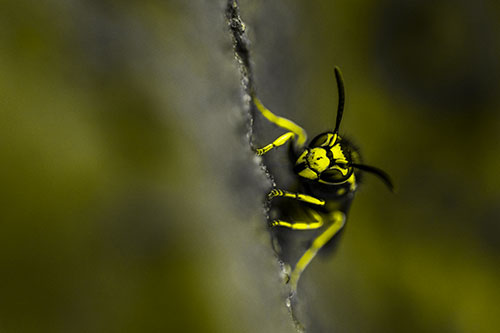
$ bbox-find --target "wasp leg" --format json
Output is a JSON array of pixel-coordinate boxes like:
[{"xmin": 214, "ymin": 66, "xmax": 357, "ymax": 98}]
[
  {"xmin": 271, "ymin": 208, "xmax": 324, "ymax": 230},
  {"xmin": 255, "ymin": 132, "xmax": 295, "ymax": 156},
  {"xmin": 267, "ymin": 189, "xmax": 325, "ymax": 206},
  {"xmin": 289, "ymin": 211, "xmax": 346, "ymax": 293},
  {"xmin": 252, "ymin": 96, "xmax": 308, "ymax": 148}
]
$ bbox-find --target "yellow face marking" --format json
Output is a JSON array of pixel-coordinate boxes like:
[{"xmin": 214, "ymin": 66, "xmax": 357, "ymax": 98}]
[
  {"xmin": 298, "ymin": 168, "xmax": 318, "ymax": 180},
  {"xmin": 331, "ymin": 165, "xmax": 349, "ymax": 176},
  {"xmin": 321, "ymin": 133, "xmax": 338, "ymax": 147},
  {"xmin": 328, "ymin": 133, "xmax": 338, "ymax": 146},
  {"xmin": 330, "ymin": 143, "xmax": 347, "ymax": 161},
  {"xmin": 306, "ymin": 148, "xmax": 329, "ymax": 173},
  {"xmin": 296, "ymin": 150, "xmax": 309, "ymax": 164}
]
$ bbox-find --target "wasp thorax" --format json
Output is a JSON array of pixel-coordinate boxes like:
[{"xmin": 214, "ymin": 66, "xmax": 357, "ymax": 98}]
[{"xmin": 306, "ymin": 148, "xmax": 330, "ymax": 173}]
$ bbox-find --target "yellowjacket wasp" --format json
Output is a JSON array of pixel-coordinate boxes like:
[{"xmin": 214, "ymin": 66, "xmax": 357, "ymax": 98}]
[
  {"xmin": 225, "ymin": 0, "xmax": 393, "ymax": 296},
  {"xmin": 253, "ymin": 67, "xmax": 394, "ymax": 293}
]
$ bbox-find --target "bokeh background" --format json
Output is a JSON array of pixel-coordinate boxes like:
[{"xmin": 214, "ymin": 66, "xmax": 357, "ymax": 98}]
[{"xmin": 1, "ymin": 0, "xmax": 499, "ymax": 332}]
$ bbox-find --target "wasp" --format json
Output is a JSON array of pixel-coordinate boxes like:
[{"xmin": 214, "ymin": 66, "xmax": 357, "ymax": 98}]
[{"xmin": 253, "ymin": 67, "xmax": 394, "ymax": 293}]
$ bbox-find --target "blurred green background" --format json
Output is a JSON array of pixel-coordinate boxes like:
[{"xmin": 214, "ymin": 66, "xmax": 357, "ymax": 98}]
[{"xmin": 1, "ymin": 0, "xmax": 499, "ymax": 332}]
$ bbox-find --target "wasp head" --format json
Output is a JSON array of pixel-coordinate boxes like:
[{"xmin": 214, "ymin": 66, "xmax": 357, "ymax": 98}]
[
  {"xmin": 292, "ymin": 67, "xmax": 394, "ymax": 192},
  {"xmin": 293, "ymin": 132, "xmax": 354, "ymax": 184}
]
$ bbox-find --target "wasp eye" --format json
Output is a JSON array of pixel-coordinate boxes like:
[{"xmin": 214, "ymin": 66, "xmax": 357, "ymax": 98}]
[
  {"xmin": 319, "ymin": 167, "xmax": 353, "ymax": 184},
  {"xmin": 319, "ymin": 169, "xmax": 345, "ymax": 183}
]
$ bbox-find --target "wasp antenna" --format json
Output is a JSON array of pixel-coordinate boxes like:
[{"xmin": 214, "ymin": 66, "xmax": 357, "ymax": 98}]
[
  {"xmin": 351, "ymin": 163, "xmax": 395, "ymax": 192},
  {"xmin": 333, "ymin": 66, "xmax": 345, "ymax": 134}
]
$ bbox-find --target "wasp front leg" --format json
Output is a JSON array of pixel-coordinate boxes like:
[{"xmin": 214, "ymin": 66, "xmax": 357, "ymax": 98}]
[
  {"xmin": 252, "ymin": 96, "xmax": 308, "ymax": 148},
  {"xmin": 271, "ymin": 208, "xmax": 324, "ymax": 230},
  {"xmin": 267, "ymin": 189, "xmax": 325, "ymax": 206},
  {"xmin": 255, "ymin": 132, "xmax": 295, "ymax": 156},
  {"xmin": 289, "ymin": 211, "xmax": 346, "ymax": 293}
]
